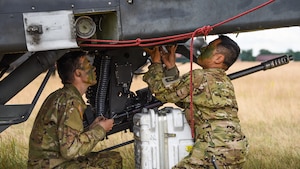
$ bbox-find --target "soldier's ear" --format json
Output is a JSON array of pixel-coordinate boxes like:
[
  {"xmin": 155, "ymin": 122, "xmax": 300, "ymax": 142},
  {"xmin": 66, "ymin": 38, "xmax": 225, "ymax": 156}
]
[
  {"xmin": 214, "ymin": 54, "xmax": 225, "ymax": 64},
  {"xmin": 75, "ymin": 69, "xmax": 82, "ymax": 77}
]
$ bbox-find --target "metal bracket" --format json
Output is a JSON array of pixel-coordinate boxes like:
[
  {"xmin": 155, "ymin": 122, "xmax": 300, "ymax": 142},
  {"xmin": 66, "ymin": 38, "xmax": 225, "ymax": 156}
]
[{"xmin": 0, "ymin": 66, "xmax": 55, "ymax": 126}]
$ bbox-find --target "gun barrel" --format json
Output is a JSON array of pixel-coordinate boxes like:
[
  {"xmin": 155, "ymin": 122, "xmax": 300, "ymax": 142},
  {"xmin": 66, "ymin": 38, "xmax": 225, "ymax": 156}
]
[{"xmin": 228, "ymin": 55, "xmax": 293, "ymax": 80}]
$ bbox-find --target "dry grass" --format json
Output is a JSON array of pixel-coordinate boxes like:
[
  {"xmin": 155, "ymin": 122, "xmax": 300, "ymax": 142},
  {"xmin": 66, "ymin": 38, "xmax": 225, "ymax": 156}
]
[{"xmin": 1, "ymin": 61, "xmax": 300, "ymax": 169}]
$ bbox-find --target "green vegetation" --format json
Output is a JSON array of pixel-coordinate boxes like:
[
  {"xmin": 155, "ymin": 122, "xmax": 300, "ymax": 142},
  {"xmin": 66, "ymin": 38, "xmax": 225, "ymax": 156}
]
[
  {"xmin": 239, "ymin": 49, "xmax": 300, "ymax": 61},
  {"xmin": 0, "ymin": 136, "xmax": 27, "ymax": 169},
  {"xmin": 240, "ymin": 49, "xmax": 255, "ymax": 61},
  {"xmin": 286, "ymin": 49, "xmax": 300, "ymax": 61}
]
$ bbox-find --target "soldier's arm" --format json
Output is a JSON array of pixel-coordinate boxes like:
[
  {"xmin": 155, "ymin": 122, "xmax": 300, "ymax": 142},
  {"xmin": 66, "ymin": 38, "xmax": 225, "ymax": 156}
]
[
  {"xmin": 144, "ymin": 65, "xmax": 204, "ymax": 103},
  {"xmin": 143, "ymin": 63, "xmax": 186, "ymax": 103},
  {"xmin": 59, "ymin": 99, "xmax": 106, "ymax": 159}
]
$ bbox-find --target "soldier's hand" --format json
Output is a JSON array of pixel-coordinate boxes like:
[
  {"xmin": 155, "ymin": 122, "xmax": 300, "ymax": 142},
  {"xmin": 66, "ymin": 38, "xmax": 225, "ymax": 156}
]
[
  {"xmin": 161, "ymin": 45, "xmax": 178, "ymax": 69},
  {"xmin": 144, "ymin": 46, "xmax": 161, "ymax": 64},
  {"xmin": 99, "ymin": 118, "xmax": 114, "ymax": 132},
  {"xmin": 89, "ymin": 116, "xmax": 106, "ymax": 130}
]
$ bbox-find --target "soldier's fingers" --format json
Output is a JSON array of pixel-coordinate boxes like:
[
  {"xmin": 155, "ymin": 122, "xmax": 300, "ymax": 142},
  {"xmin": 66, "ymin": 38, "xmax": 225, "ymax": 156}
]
[
  {"xmin": 170, "ymin": 45, "xmax": 178, "ymax": 53},
  {"xmin": 143, "ymin": 48, "xmax": 152, "ymax": 53}
]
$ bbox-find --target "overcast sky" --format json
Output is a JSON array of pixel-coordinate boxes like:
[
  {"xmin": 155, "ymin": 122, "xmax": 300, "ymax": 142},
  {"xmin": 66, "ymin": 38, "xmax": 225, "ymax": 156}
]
[{"xmin": 205, "ymin": 26, "xmax": 300, "ymax": 56}]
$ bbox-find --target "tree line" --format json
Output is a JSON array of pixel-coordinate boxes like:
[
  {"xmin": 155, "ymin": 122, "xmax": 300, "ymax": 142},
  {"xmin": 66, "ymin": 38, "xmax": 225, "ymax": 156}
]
[{"xmin": 239, "ymin": 49, "xmax": 300, "ymax": 61}]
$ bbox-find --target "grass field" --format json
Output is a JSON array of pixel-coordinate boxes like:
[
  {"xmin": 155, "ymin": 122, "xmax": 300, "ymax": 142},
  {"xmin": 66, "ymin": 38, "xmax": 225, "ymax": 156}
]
[{"xmin": 0, "ymin": 61, "xmax": 300, "ymax": 169}]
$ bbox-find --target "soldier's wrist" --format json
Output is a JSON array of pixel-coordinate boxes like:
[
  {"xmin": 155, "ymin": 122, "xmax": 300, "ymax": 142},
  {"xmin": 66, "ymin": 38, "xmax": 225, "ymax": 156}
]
[{"xmin": 165, "ymin": 66, "xmax": 179, "ymax": 77}]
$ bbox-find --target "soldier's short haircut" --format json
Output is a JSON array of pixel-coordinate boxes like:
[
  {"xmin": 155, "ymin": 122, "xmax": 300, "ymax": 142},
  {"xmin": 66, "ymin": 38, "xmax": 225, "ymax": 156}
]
[
  {"xmin": 56, "ymin": 51, "xmax": 86, "ymax": 84},
  {"xmin": 216, "ymin": 35, "xmax": 240, "ymax": 68}
]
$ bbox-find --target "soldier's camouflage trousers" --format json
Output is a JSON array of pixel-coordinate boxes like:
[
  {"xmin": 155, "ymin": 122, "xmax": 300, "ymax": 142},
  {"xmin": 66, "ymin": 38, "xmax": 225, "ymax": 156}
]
[
  {"xmin": 172, "ymin": 162, "xmax": 244, "ymax": 169},
  {"xmin": 172, "ymin": 161, "xmax": 244, "ymax": 169},
  {"xmin": 57, "ymin": 151, "xmax": 122, "ymax": 169}
]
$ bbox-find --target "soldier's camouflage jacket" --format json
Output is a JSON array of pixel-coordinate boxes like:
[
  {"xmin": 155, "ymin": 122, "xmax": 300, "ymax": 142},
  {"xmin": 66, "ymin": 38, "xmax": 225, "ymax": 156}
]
[
  {"xmin": 143, "ymin": 64, "xmax": 249, "ymax": 168},
  {"xmin": 28, "ymin": 84, "xmax": 106, "ymax": 168}
]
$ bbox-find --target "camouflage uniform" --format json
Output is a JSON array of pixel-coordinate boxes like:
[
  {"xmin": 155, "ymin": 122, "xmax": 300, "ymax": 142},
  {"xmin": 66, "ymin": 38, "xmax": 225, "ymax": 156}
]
[
  {"xmin": 143, "ymin": 64, "xmax": 249, "ymax": 169},
  {"xmin": 28, "ymin": 84, "xmax": 122, "ymax": 169}
]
